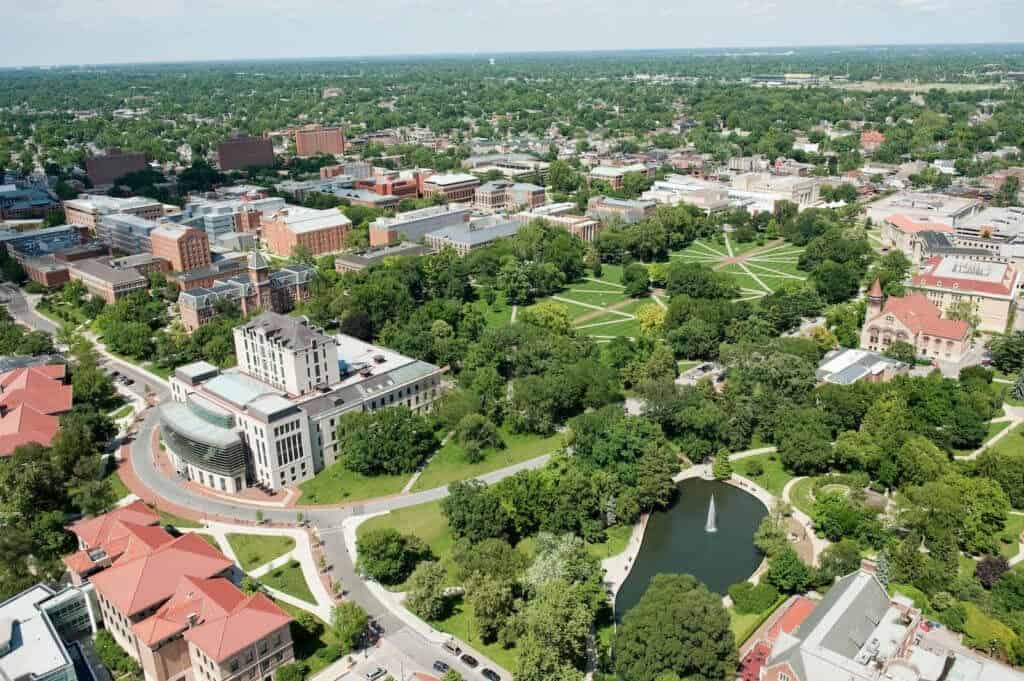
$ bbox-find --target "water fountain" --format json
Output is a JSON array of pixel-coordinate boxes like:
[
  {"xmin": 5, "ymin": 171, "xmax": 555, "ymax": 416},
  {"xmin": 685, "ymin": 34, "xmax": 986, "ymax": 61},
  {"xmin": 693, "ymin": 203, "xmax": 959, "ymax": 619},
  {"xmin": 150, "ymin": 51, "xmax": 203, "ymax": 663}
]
[{"xmin": 705, "ymin": 494, "xmax": 717, "ymax": 533}]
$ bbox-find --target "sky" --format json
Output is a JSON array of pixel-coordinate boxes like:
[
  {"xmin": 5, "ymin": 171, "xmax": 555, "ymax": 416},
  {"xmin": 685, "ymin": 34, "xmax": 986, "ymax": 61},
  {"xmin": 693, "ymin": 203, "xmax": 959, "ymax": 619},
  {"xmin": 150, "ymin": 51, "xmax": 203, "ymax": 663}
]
[{"xmin": 4, "ymin": 0, "xmax": 1024, "ymax": 68}]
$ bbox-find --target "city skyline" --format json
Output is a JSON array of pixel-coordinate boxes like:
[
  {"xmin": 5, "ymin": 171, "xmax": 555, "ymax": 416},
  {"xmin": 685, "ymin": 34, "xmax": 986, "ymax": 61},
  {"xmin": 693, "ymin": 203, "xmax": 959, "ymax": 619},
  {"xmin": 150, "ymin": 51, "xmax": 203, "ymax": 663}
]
[{"xmin": 4, "ymin": 0, "xmax": 1023, "ymax": 68}]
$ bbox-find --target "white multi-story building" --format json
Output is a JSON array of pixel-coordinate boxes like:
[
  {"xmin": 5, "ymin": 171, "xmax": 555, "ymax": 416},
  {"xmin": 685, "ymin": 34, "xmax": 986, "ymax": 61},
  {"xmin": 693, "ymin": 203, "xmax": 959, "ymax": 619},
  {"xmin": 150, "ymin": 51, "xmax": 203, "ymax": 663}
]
[{"xmin": 162, "ymin": 311, "xmax": 445, "ymax": 493}]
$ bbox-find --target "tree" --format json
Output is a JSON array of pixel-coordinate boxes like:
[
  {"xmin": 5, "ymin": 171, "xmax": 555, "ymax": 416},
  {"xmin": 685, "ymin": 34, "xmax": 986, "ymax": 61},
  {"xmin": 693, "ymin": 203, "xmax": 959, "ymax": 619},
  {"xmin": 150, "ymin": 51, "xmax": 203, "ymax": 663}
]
[
  {"xmin": 766, "ymin": 546, "xmax": 812, "ymax": 594},
  {"xmin": 356, "ymin": 528, "xmax": 431, "ymax": 585},
  {"xmin": 338, "ymin": 407, "xmax": 437, "ymax": 476},
  {"xmin": 884, "ymin": 340, "xmax": 917, "ymax": 365},
  {"xmin": 712, "ymin": 449, "xmax": 733, "ymax": 479},
  {"xmin": 816, "ymin": 539, "xmax": 863, "ymax": 586},
  {"xmin": 994, "ymin": 176, "xmax": 1021, "ymax": 208},
  {"xmin": 976, "ymin": 555, "xmax": 1010, "ymax": 589},
  {"xmin": 275, "ymin": 664, "xmax": 303, "ymax": 681},
  {"xmin": 331, "ymin": 602, "xmax": 369, "ymax": 652},
  {"xmin": 455, "ymin": 413, "xmax": 503, "ymax": 457},
  {"xmin": 727, "ymin": 581, "xmax": 780, "ymax": 614},
  {"xmin": 636, "ymin": 304, "xmax": 666, "ymax": 337},
  {"xmin": 466, "ymin": 575, "xmax": 515, "ymax": 642},
  {"xmin": 405, "ymin": 560, "xmax": 449, "ymax": 620},
  {"xmin": 622, "ymin": 263, "xmax": 650, "ymax": 297},
  {"xmin": 518, "ymin": 300, "xmax": 573, "ymax": 335},
  {"xmin": 614, "ymin": 574, "xmax": 736, "ymax": 681}
]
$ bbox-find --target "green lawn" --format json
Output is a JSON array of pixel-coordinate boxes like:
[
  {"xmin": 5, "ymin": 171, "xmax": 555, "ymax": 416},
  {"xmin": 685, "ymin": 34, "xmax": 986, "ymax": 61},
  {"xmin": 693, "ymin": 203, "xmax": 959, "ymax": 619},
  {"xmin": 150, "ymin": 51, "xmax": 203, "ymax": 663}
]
[
  {"xmin": 412, "ymin": 428, "xmax": 563, "ymax": 492},
  {"xmin": 591, "ymin": 265, "xmax": 624, "ymax": 285},
  {"xmin": 110, "ymin": 405, "xmax": 133, "ymax": 419},
  {"xmin": 737, "ymin": 454, "xmax": 794, "ymax": 498},
  {"xmin": 262, "ymin": 560, "xmax": 316, "ymax": 604},
  {"xmin": 728, "ymin": 596, "xmax": 786, "ymax": 645},
  {"xmin": 516, "ymin": 523, "xmax": 634, "ymax": 562},
  {"xmin": 157, "ymin": 507, "xmax": 201, "ymax": 529},
  {"xmin": 1000, "ymin": 514, "xmax": 1024, "ymax": 559},
  {"xmin": 987, "ymin": 423, "xmax": 1024, "ymax": 458},
  {"xmin": 956, "ymin": 420, "xmax": 1013, "ymax": 457},
  {"xmin": 227, "ymin": 533, "xmax": 297, "ymax": 571},
  {"xmin": 963, "ymin": 602, "xmax": 1018, "ymax": 654},
  {"xmin": 428, "ymin": 597, "xmax": 519, "ymax": 672},
  {"xmin": 473, "ymin": 291, "xmax": 514, "ymax": 329},
  {"xmin": 358, "ymin": 500, "xmax": 456, "ymax": 590},
  {"xmin": 578, "ymin": 316, "xmax": 641, "ymax": 339},
  {"xmin": 789, "ymin": 478, "xmax": 817, "ymax": 517},
  {"xmin": 557, "ymin": 288, "xmax": 629, "ymax": 308},
  {"xmin": 103, "ymin": 466, "xmax": 132, "ymax": 502},
  {"xmin": 298, "ymin": 464, "xmax": 410, "ymax": 505}
]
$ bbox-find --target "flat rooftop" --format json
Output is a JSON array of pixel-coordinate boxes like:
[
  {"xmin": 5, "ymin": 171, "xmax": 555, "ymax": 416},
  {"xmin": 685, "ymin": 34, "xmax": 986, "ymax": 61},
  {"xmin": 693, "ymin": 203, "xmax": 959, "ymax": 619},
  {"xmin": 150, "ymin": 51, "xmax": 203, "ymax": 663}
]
[
  {"xmin": 425, "ymin": 173, "xmax": 479, "ymax": 186},
  {"xmin": 0, "ymin": 585, "xmax": 69, "ymax": 681}
]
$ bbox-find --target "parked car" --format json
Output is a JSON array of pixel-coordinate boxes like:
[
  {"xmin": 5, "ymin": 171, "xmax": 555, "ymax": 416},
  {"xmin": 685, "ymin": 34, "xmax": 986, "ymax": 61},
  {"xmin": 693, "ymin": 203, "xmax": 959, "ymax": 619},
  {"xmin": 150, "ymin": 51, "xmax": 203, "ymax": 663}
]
[
  {"xmin": 481, "ymin": 670, "xmax": 500, "ymax": 681},
  {"xmin": 433, "ymin": 661, "xmax": 450, "ymax": 674},
  {"xmin": 460, "ymin": 654, "xmax": 478, "ymax": 668},
  {"xmin": 442, "ymin": 640, "xmax": 461, "ymax": 656},
  {"xmin": 365, "ymin": 668, "xmax": 387, "ymax": 681}
]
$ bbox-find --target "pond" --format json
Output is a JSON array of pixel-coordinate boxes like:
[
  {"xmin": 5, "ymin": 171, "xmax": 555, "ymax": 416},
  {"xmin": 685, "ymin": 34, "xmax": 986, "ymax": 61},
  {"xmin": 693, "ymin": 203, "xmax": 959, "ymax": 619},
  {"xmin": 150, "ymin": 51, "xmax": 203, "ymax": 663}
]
[{"xmin": 614, "ymin": 478, "xmax": 768, "ymax": 619}]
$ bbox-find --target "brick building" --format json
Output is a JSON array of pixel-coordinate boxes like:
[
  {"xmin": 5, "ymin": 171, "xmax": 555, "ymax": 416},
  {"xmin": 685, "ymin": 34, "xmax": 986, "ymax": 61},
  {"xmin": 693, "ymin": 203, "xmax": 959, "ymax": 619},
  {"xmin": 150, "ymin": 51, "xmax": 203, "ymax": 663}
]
[
  {"xmin": 422, "ymin": 173, "xmax": 481, "ymax": 202},
  {"xmin": 294, "ymin": 125, "xmax": 346, "ymax": 157},
  {"xmin": 85, "ymin": 149, "xmax": 148, "ymax": 186},
  {"xmin": 64, "ymin": 195, "xmax": 165, "ymax": 231},
  {"xmin": 67, "ymin": 257, "xmax": 148, "ymax": 304},
  {"xmin": 261, "ymin": 206, "xmax": 352, "ymax": 257},
  {"xmin": 151, "ymin": 225, "xmax": 212, "ymax": 272},
  {"xmin": 217, "ymin": 136, "xmax": 274, "ymax": 171}
]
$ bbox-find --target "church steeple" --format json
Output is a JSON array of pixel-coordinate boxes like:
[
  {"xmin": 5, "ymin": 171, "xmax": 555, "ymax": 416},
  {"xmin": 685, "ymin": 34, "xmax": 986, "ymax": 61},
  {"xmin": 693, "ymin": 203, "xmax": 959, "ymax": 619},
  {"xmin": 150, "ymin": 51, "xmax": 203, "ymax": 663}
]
[{"xmin": 866, "ymin": 278, "xmax": 884, "ymax": 318}]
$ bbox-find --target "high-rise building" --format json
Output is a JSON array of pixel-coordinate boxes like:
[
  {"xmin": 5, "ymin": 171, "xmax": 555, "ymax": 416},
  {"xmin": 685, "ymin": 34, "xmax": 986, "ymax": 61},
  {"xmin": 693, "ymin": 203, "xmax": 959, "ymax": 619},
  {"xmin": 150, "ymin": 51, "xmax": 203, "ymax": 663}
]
[
  {"xmin": 294, "ymin": 125, "xmax": 346, "ymax": 157},
  {"xmin": 217, "ymin": 136, "xmax": 274, "ymax": 171},
  {"xmin": 85, "ymin": 149, "xmax": 147, "ymax": 186},
  {"xmin": 150, "ymin": 225, "xmax": 212, "ymax": 272}
]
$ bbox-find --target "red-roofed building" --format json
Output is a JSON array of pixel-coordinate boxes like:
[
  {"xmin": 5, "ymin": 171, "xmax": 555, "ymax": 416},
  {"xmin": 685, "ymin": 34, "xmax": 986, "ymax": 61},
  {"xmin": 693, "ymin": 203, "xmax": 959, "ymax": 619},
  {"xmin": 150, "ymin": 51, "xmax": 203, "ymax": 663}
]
[
  {"xmin": 860, "ymin": 130, "xmax": 885, "ymax": 153},
  {"xmin": 64, "ymin": 500, "xmax": 169, "ymax": 584},
  {"xmin": 0, "ymin": 364, "xmax": 72, "ymax": 456},
  {"xmin": 861, "ymin": 279, "xmax": 971, "ymax": 362},
  {"xmin": 909, "ymin": 256, "xmax": 1019, "ymax": 333}
]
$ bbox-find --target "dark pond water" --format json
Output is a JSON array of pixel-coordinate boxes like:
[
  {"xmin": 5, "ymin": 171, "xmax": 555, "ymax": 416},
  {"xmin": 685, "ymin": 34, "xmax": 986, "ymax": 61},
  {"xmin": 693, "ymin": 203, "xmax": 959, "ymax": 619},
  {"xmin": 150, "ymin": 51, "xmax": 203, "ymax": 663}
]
[{"xmin": 614, "ymin": 478, "xmax": 767, "ymax": 619}]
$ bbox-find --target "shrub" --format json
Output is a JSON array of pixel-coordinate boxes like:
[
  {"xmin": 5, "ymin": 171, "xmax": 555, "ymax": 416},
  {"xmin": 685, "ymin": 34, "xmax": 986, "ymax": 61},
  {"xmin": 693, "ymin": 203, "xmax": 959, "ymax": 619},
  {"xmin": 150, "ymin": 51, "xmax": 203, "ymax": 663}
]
[
  {"xmin": 727, "ymin": 581, "xmax": 780, "ymax": 614},
  {"xmin": 977, "ymin": 555, "xmax": 1010, "ymax": 590},
  {"xmin": 744, "ymin": 460, "xmax": 765, "ymax": 477}
]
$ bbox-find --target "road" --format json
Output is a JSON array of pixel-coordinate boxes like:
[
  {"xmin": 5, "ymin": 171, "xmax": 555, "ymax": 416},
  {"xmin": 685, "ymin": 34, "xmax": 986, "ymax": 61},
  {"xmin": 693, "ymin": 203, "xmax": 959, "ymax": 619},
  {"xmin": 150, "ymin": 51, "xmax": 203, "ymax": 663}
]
[{"xmin": 3, "ymin": 283, "xmax": 521, "ymax": 681}]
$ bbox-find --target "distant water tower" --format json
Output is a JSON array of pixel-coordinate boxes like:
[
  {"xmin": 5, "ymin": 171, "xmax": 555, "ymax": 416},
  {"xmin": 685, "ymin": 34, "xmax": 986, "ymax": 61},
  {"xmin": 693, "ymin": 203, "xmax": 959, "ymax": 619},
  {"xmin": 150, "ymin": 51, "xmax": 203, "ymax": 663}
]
[{"xmin": 489, "ymin": 58, "xmax": 496, "ymax": 66}]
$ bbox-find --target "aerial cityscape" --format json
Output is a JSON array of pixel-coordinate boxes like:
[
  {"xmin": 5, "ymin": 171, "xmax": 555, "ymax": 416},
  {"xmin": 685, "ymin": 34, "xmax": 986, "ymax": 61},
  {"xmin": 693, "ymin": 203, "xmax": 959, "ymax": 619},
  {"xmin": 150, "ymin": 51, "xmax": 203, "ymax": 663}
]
[{"xmin": 4, "ymin": 11, "xmax": 1024, "ymax": 681}]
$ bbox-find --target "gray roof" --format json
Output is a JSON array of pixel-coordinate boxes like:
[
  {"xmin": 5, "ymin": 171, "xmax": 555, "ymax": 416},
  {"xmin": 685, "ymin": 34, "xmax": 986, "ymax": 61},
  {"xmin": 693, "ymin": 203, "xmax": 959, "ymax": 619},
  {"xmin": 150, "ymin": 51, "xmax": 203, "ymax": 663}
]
[
  {"xmin": 174, "ymin": 360, "xmax": 221, "ymax": 384},
  {"xmin": 203, "ymin": 371, "xmax": 280, "ymax": 408},
  {"xmin": 246, "ymin": 394, "xmax": 300, "ymax": 422},
  {"xmin": 426, "ymin": 220, "xmax": 521, "ymax": 247},
  {"xmin": 336, "ymin": 243, "xmax": 431, "ymax": 268},
  {"xmin": 159, "ymin": 401, "xmax": 242, "ymax": 448},
  {"xmin": 68, "ymin": 258, "xmax": 147, "ymax": 285},
  {"xmin": 240, "ymin": 311, "xmax": 330, "ymax": 351},
  {"xmin": 300, "ymin": 384, "xmax": 366, "ymax": 419}
]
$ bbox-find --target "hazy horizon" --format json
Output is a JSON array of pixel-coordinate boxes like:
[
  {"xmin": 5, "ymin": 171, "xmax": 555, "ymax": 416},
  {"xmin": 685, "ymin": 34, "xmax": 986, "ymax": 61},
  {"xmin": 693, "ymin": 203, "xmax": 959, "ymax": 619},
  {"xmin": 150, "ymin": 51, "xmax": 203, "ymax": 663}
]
[{"xmin": 5, "ymin": 0, "xmax": 1023, "ymax": 69}]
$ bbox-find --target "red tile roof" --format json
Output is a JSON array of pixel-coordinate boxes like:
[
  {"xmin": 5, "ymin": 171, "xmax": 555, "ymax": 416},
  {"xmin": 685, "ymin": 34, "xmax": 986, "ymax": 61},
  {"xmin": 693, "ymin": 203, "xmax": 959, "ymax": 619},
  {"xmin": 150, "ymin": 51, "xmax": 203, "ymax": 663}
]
[
  {"xmin": 768, "ymin": 597, "xmax": 816, "ymax": 641},
  {"xmin": 0, "ymin": 404, "xmax": 60, "ymax": 456},
  {"xmin": 90, "ymin": 533, "xmax": 234, "ymax": 617},
  {"xmin": 884, "ymin": 214, "xmax": 954, "ymax": 234},
  {"xmin": 69, "ymin": 500, "xmax": 160, "ymax": 549},
  {"xmin": 184, "ymin": 590, "xmax": 292, "ymax": 663},
  {"xmin": 878, "ymin": 292, "xmax": 970, "ymax": 340},
  {"xmin": 134, "ymin": 576, "xmax": 244, "ymax": 647},
  {"xmin": 0, "ymin": 365, "xmax": 72, "ymax": 415},
  {"xmin": 911, "ymin": 256, "xmax": 1017, "ymax": 297}
]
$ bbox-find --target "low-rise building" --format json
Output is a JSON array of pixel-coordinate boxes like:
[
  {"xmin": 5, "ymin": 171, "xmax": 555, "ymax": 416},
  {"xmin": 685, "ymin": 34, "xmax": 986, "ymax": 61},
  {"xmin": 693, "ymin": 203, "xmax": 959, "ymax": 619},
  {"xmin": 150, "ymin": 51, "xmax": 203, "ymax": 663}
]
[
  {"xmin": 861, "ymin": 279, "xmax": 971, "ymax": 362},
  {"xmin": 424, "ymin": 216, "xmax": 522, "ymax": 256},
  {"xmin": 64, "ymin": 195, "xmax": 165, "ymax": 230},
  {"xmin": 641, "ymin": 175, "xmax": 733, "ymax": 213},
  {"xmin": 0, "ymin": 184, "xmax": 60, "ymax": 220},
  {"xmin": 368, "ymin": 204, "xmax": 472, "ymax": 247},
  {"xmin": 95, "ymin": 214, "xmax": 159, "ymax": 255},
  {"xmin": 474, "ymin": 181, "xmax": 545, "ymax": 211},
  {"xmin": 151, "ymin": 225, "xmax": 211, "ymax": 272},
  {"xmin": 730, "ymin": 173, "xmax": 820, "ymax": 209},
  {"xmin": 860, "ymin": 129, "xmax": 886, "ymax": 153},
  {"xmin": 586, "ymin": 196, "xmax": 657, "ymax": 224},
  {"xmin": 67, "ymin": 257, "xmax": 148, "ymax": 304},
  {"xmin": 107, "ymin": 253, "xmax": 170, "ymax": 277},
  {"xmin": 162, "ymin": 312, "xmax": 445, "ymax": 492},
  {"xmin": 168, "ymin": 254, "xmax": 249, "ymax": 291},
  {"xmin": 953, "ymin": 206, "xmax": 1024, "ymax": 257},
  {"xmin": 178, "ymin": 196, "xmax": 285, "ymax": 240},
  {"xmin": 514, "ymin": 204, "xmax": 602, "ymax": 242},
  {"xmin": 178, "ymin": 254, "xmax": 314, "ymax": 332},
  {"xmin": 261, "ymin": 206, "xmax": 352, "ymax": 257},
  {"xmin": 0, "ymin": 584, "xmax": 97, "ymax": 681},
  {"xmin": 0, "ymin": 364, "xmax": 72, "ymax": 457},
  {"xmin": 908, "ymin": 256, "xmax": 1020, "ymax": 333},
  {"xmin": 880, "ymin": 214, "xmax": 955, "ymax": 261},
  {"xmin": 423, "ymin": 173, "xmax": 481, "ymax": 202},
  {"xmin": 335, "ymin": 243, "xmax": 432, "ymax": 273},
  {"xmin": 330, "ymin": 188, "xmax": 400, "ymax": 210},
  {"xmin": 321, "ymin": 161, "xmax": 372, "ymax": 181},
  {"xmin": 815, "ymin": 348, "xmax": 908, "ymax": 385},
  {"xmin": 587, "ymin": 163, "xmax": 654, "ymax": 190},
  {"xmin": 865, "ymin": 191, "xmax": 982, "ymax": 228}
]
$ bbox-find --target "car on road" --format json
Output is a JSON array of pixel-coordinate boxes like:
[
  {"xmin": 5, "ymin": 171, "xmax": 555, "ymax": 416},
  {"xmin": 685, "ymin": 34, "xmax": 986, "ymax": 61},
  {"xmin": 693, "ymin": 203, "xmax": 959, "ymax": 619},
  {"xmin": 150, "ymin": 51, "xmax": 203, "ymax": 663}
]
[
  {"xmin": 481, "ymin": 669, "xmax": 500, "ymax": 681},
  {"xmin": 365, "ymin": 668, "xmax": 387, "ymax": 681},
  {"xmin": 460, "ymin": 654, "xmax": 478, "ymax": 668},
  {"xmin": 433, "ymin": 661, "xmax": 450, "ymax": 674},
  {"xmin": 442, "ymin": 640, "xmax": 461, "ymax": 656}
]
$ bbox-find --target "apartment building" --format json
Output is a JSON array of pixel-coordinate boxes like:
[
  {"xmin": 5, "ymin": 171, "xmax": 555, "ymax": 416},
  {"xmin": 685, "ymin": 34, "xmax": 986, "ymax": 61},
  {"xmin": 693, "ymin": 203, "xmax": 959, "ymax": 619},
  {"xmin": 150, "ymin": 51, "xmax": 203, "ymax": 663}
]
[
  {"xmin": 586, "ymin": 196, "xmax": 657, "ymax": 225},
  {"xmin": 151, "ymin": 225, "xmax": 211, "ymax": 272},
  {"xmin": 85, "ymin": 149, "xmax": 147, "ymax": 186},
  {"xmin": 64, "ymin": 195, "xmax": 165, "ymax": 230},
  {"xmin": 908, "ymin": 256, "xmax": 1020, "ymax": 333},
  {"xmin": 368, "ymin": 203, "xmax": 472, "ymax": 247},
  {"xmin": 163, "ymin": 312, "xmax": 445, "ymax": 492},
  {"xmin": 422, "ymin": 173, "xmax": 481, "ymax": 202},
  {"xmin": 217, "ymin": 136, "xmax": 274, "ymax": 171},
  {"xmin": 261, "ymin": 206, "xmax": 352, "ymax": 257},
  {"xmin": 178, "ymin": 253, "xmax": 314, "ymax": 332},
  {"xmin": 294, "ymin": 125, "xmax": 346, "ymax": 156},
  {"xmin": 67, "ymin": 258, "xmax": 148, "ymax": 304}
]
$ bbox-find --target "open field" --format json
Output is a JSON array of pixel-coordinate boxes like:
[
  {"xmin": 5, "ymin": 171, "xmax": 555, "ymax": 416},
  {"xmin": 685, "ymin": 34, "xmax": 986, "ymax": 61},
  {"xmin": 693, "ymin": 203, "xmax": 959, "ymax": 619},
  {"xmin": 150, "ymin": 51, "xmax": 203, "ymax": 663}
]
[
  {"xmin": 737, "ymin": 454, "xmax": 795, "ymax": 498},
  {"xmin": 669, "ymin": 237, "xmax": 807, "ymax": 297},
  {"xmin": 530, "ymin": 275, "xmax": 650, "ymax": 341}
]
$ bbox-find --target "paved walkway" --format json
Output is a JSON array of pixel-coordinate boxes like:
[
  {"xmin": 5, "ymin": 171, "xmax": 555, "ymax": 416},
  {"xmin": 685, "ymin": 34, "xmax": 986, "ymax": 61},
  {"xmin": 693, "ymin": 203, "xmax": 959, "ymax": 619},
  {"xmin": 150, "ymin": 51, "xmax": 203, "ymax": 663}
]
[
  {"xmin": 955, "ymin": 410, "xmax": 1024, "ymax": 461},
  {"xmin": 781, "ymin": 477, "xmax": 831, "ymax": 565},
  {"xmin": 728, "ymin": 446, "xmax": 777, "ymax": 462}
]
